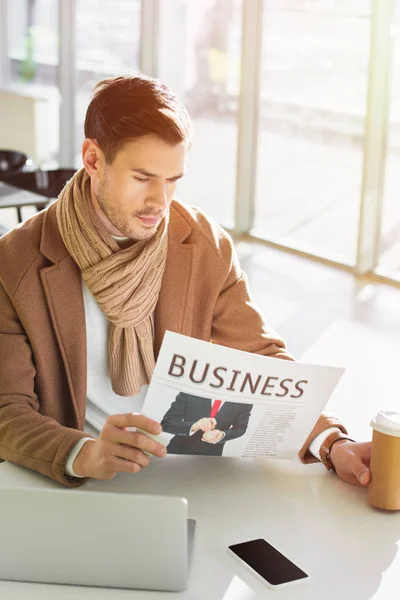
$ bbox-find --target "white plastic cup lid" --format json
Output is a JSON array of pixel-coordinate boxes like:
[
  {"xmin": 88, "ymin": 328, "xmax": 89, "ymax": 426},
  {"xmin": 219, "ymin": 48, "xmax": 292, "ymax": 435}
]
[{"xmin": 370, "ymin": 411, "xmax": 400, "ymax": 438}]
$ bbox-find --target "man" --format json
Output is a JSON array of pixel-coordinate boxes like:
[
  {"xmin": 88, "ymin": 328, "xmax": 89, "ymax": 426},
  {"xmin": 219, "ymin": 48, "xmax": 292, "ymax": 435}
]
[
  {"xmin": 0, "ymin": 75, "xmax": 371, "ymax": 488},
  {"xmin": 161, "ymin": 393, "xmax": 252, "ymax": 456}
]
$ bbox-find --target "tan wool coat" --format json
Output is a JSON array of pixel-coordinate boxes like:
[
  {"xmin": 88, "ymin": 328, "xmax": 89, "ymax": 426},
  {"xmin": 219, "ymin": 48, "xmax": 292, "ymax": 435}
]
[{"xmin": 0, "ymin": 199, "xmax": 346, "ymax": 487}]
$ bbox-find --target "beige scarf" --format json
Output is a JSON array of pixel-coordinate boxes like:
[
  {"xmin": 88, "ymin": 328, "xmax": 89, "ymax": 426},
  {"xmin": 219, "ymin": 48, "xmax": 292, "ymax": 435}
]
[{"xmin": 56, "ymin": 168, "xmax": 168, "ymax": 396}]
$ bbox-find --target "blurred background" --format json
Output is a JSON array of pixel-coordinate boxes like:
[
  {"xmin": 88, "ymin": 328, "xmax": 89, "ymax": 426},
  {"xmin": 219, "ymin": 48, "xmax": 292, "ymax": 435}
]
[{"xmin": 1, "ymin": 0, "xmax": 399, "ymax": 283}]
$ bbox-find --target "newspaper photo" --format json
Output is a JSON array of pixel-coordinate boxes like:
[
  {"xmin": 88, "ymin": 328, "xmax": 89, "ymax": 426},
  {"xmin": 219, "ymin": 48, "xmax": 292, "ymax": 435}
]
[{"xmin": 142, "ymin": 331, "xmax": 344, "ymax": 459}]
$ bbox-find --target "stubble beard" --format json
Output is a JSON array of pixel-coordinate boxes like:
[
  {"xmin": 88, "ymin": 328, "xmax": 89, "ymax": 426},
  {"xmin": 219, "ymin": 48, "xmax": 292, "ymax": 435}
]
[{"xmin": 96, "ymin": 177, "xmax": 163, "ymax": 241}]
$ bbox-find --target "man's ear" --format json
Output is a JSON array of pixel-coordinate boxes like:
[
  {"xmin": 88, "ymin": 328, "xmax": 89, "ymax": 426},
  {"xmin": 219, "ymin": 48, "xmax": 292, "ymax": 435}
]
[{"xmin": 82, "ymin": 139, "xmax": 105, "ymax": 178}]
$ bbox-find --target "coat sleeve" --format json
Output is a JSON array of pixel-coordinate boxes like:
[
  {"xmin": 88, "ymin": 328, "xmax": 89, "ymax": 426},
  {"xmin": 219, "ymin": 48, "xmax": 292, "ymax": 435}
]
[
  {"xmin": 210, "ymin": 230, "xmax": 294, "ymax": 361},
  {"xmin": 216, "ymin": 404, "xmax": 252, "ymax": 443},
  {"xmin": 0, "ymin": 280, "xmax": 91, "ymax": 487},
  {"xmin": 210, "ymin": 228, "xmax": 347, "ymax": 464},
  {"xmin": 160, "ymin": 393, "xmax": 196, "ymax": 435}
]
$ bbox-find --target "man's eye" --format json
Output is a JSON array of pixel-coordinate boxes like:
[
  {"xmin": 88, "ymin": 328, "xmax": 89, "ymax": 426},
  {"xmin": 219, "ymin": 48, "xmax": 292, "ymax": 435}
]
[{"xmin": 134, "ymin": 177, "xmax": 149, "ymax": 183}]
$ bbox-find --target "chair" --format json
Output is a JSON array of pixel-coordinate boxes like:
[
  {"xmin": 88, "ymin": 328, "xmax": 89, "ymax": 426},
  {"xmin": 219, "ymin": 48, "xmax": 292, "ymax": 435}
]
[
  {"xmin": 0, "ymin": 150, "xmax": 31, "ymax": 175},
  {"xmin": 0, "ymin": 168, "xmax": 76, "ymax": 220}
]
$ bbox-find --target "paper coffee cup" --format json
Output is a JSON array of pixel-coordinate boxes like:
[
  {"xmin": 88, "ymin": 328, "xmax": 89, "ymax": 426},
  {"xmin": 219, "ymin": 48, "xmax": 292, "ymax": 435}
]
[{"xmin": 368, "ymin": 411, "xmax": 400, "ymax": 510}]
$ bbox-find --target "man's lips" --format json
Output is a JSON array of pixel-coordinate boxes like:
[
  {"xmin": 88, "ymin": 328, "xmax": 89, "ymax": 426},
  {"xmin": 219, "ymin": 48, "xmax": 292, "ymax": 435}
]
[{"xmin": 136, "ymin": 214, "xmax": 163, "ymax": 226}]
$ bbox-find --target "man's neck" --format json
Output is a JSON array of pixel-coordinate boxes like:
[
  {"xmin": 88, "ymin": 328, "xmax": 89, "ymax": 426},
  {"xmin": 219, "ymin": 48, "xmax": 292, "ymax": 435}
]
[{"xmin": 111, "ymin": 234, "xmax": 134, "ymax": 249}]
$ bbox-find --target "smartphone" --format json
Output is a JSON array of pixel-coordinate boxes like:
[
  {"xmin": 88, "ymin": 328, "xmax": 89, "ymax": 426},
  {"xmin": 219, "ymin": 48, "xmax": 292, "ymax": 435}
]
[{"xmin": 228, "ymin": 538, "xmax": 309, "ymax": 589}]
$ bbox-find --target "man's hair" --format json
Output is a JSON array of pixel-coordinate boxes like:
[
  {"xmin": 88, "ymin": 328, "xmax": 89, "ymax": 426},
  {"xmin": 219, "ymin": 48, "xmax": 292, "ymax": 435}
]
[{"xmin": 84, "ymin": 74, "xmax": 193, "ymax": 163}]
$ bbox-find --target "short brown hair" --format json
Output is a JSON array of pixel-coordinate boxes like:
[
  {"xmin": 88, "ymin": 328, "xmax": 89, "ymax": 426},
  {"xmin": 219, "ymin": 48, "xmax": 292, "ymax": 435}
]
[{"xmin": 84, "ymin": 74, "xmax": 193, "ymax": 163}]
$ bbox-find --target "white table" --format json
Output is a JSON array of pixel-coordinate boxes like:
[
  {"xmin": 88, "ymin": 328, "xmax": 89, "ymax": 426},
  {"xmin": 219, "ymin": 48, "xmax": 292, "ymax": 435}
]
[{"xmin": 0, "ymin": 453, "xmax": 399, "ymax": 600}]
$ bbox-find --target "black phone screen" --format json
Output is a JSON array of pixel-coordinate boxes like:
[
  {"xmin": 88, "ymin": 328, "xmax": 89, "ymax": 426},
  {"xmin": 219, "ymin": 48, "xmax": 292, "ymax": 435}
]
[{"xmin": 229, "ymin": 538, "xmax": 308, "ymax": 586}]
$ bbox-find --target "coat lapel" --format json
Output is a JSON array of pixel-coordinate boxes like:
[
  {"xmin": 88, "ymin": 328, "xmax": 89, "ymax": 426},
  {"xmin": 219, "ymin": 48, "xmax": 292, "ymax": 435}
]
[
  {"xmin": 154, "ymin": 204, "xmax": 196, "ymax": 356},
  {"xmin": 39, "ymin": 205, "xmax": 87, "ymax": 424},
  {"xmin": 215, "ymin": 401, "xmax": 230, "ymax": 420},
  {"xmin": 203, "ymin": 397, "xmax": 212, "ymax": 416}
]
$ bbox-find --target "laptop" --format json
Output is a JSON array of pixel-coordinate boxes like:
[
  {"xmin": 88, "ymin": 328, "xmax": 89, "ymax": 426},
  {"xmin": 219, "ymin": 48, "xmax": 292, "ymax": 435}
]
[{"xmin": 0, "ymin": 487, "xmax": 195, "ymax": 592}]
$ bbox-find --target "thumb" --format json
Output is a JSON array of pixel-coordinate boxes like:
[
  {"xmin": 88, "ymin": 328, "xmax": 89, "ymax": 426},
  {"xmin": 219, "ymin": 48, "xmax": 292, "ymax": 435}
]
[{"xmin": 357, "ymin": 467, "xmax": 370, "ymax": 485}]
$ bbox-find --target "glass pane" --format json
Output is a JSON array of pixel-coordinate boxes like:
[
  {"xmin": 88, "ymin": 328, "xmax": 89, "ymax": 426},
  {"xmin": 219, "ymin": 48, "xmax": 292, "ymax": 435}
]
[
  {"xmin": 6, "ymin": 0, "xmax": 59, "ymax": 165},
  {"xmin": 253, "ymin": 0, "xmax": 372, "ymax": 264},
  {"xmin": 158, "ymin": 0, "xmax": 243, "ymax": 228},
  {"xmin": 377, "ymin": 0, "xmax": 400, "ymax": 279},
  {"xmin": 75, "ymin": 0, "xmax": 142, "ymax": 165}
]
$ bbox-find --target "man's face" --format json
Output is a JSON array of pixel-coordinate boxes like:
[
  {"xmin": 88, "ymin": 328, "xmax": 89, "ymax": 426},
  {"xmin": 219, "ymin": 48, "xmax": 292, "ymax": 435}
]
[{"xmin": 89, "ymin": 135, "xmax": 188, "ymax": 241}]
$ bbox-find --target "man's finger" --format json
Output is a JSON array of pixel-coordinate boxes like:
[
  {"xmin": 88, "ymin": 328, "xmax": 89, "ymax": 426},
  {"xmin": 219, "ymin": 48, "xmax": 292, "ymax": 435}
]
[
  {"xmin": 357, "ymin": 469, "xmax": 370, "ymax": 485},
  {"xmin": 350, "ymin": 456, "xmax": 371, "ymax": 485},
  {"xmin": 110, "ymin": 457, "xmax": 142, "ymax": 474},
  {"xmin": 109, "ymin": 413, "xmax": 162, "ymax": 435},
  {"xmin": 111, "ymin": 427, "xmax": 166, "ymax": 457},
  {"xmin": 349, "ymin": 444, "xmax": 372, "ymax": 485},
  {"xmin": 113, "ymin": 444, "xmax": 151, "ymax": 468}
]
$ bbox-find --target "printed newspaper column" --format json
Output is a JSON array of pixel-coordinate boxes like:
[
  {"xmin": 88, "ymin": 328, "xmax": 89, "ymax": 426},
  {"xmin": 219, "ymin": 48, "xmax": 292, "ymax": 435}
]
[{"xmin": 242, "ymin": 405, "xmax": 298, "ymax": 458}]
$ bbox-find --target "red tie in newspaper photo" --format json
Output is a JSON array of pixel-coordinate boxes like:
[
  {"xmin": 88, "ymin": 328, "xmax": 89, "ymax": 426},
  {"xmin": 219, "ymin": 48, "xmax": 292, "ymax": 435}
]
[{"xmin": 210, "ymin": 400, "xmax": 222, "ymax": 419}]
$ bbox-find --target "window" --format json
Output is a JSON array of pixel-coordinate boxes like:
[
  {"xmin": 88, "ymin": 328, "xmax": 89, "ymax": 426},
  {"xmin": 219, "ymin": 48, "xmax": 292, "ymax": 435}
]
[
  {"xmin": 378, "ymin": 0, "xmax": 400, "ymax": 280},
  {"xmin": 7, "ymin": 0, "xmax": 60, "ymax": 164},
  {"xmin": 158, "ymin": 0, "xmax": 243, "ymax": 228},
  {"xmin": 74, "ymin": 0, "xmax": 142, "ymax": 165},
  {"xmin": 253, "ymin": 0, "xmax": 372, "ymax": 264}
]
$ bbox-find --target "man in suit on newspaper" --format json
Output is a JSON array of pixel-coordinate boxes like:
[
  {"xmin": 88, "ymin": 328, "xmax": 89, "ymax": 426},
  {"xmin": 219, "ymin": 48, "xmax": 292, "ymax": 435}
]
[{"xmin": 161, "ymin": 392, "xmax": 253, "ymax": 456}]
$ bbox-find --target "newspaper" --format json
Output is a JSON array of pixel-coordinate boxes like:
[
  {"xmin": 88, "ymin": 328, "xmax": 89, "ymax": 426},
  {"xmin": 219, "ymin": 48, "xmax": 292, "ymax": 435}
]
[{"xmin": 142, "ymin": 331, "xmax": 344, "ymax": 459}]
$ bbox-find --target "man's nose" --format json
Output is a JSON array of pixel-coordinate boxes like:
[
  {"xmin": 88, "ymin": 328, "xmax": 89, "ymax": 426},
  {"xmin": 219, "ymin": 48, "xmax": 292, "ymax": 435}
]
[{"xmin": 146, "ymin": 181, "xmax": 168, "ymax": 211}]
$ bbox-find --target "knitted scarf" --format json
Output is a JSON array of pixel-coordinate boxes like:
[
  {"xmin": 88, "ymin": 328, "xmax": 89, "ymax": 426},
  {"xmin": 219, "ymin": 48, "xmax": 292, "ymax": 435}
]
[{"xmin": 56, "ymin": 168, "xmax": 168, "ymax": 396}]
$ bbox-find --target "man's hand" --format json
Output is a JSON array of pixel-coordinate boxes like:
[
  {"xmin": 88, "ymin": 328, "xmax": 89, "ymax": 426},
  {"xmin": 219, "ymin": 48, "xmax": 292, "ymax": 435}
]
[
  {"xmin": 73, "ymin": 413, "xmax": 166, "ymax": 480},
  {"xmin": 330, "ymin": 440, "xmax": 372, "ymax": 487},
  {"xmin": 201, "ymin": 429, "xmax": 225, "ymax": 444},
  {"xmin": 191, "ymin": 417, "xmax": 216, "ymax": 433}
]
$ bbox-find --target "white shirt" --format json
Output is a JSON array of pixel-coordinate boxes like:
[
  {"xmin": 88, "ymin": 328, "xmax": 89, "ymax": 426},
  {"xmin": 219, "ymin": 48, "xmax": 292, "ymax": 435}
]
[{"xmin": 65, "ymin": 282, "xmax": 148, "ymax": 477}]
